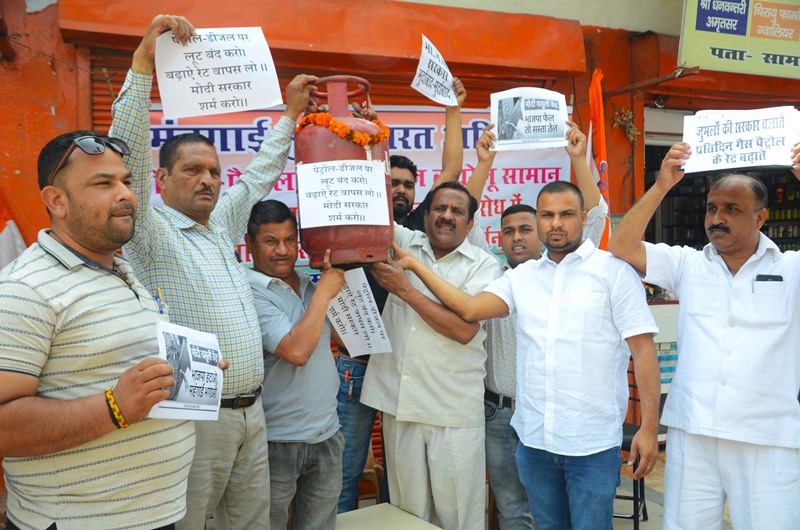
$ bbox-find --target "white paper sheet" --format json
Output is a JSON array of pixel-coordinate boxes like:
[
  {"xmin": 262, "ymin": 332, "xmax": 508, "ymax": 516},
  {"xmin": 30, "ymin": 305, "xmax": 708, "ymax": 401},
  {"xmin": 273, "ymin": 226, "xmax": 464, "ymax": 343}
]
[
  {"xmin": 327, "ymin": 268, "xmax": 392, "ymax": 357},
  {"xmin": 682, "ymin": 106, "xmax": 800, "ymax": 174},
  {"xmin": 155, "ymin": 27, "xmax": 282, "ymax": 119},
  {"xmin": 490, "ymin": 88, "xmax": 569, "ymax": 151},
  {"xmin": 296, "ymin": 160, "xmax": 390, "ymax": 229},
  {"xmin": 410, "ymin": 35, "xmax": 458, "ymax": 106},
  {"xmin": 149, "ymin": 321, "xmax": 223, "ymax": 421}
]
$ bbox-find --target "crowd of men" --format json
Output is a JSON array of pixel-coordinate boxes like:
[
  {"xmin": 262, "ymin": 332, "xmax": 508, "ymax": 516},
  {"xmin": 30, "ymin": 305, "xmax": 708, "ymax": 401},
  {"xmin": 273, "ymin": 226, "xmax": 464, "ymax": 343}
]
[{"xmin": 1, "ymin": 11, "xmax": 800, "ymax": 530}]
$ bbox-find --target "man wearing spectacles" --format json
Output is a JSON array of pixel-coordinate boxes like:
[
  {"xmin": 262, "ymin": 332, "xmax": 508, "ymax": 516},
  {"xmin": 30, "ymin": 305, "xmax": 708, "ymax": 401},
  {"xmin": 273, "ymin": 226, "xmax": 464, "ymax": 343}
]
[
  {"xmin": 0, "ymin": 131, "xmax": 196, "ymax": 530},
  {"xmin": 109, "ymin": 15, "xmax": 316, "ymax": 530}
]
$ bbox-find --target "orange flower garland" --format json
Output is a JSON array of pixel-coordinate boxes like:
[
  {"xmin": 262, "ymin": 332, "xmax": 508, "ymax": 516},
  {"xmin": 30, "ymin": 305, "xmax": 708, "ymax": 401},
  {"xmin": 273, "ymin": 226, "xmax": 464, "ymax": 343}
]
[{"xmin": 296, "ymin": 112, "xmax": 390, "ymax": 147}]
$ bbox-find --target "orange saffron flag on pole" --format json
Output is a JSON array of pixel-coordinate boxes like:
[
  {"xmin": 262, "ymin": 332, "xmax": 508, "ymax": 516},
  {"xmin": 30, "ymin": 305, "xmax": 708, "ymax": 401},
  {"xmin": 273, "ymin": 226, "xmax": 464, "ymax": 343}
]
[{"xmin": 587, "ymin": 68, "xmax": 611, "ymax": 250}]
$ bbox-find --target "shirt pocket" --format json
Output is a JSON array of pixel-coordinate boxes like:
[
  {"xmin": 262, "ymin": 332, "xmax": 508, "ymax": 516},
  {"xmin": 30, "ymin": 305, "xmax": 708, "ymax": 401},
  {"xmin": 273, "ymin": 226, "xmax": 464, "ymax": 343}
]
[
  {"xmin": 751, "ymin": 280, "xmax": 791, "ymax": 326},
  {"xmin": 683, "ymin": 275, "xmax": 723, "ymax": 317}
]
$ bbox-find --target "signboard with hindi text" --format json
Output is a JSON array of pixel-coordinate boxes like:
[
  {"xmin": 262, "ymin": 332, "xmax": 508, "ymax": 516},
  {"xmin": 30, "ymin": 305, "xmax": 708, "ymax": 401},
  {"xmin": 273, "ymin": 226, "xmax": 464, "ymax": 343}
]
[
  {"xmin": 682, "ymin": 106, "xmax": 800, "ymax": 173},
  {"xmin": 146, "ymin": 105, "xmax": 570, "ymax": 279},
  {"xmin": 296, "ymin": 160, "xmax": 391, "ymax": 229},
  {"xmin": 490, "ymin": 88, "xmax": 569, "ymax": 151},
  {"xmin": 155, "ymin": 27, "xmax": 282, "ymax": 118},
  {"xmin": 410, "ymin": 35, "xmax": 458, "ymax": 106},
  {"xmin": 679, "ymin": 0, "xmax": 800, "ymax": 80}
]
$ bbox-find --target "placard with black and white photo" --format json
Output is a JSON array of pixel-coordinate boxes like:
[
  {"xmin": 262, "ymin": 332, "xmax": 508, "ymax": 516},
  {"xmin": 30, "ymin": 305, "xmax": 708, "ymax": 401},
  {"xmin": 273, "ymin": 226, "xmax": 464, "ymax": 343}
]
[
  {"xmin": 149, "ymin": 320, "xmax": 223, "ymax": 421},
  {"xmin": 490, "ymin": 87, "xmax": 569, "ymax": 151}
]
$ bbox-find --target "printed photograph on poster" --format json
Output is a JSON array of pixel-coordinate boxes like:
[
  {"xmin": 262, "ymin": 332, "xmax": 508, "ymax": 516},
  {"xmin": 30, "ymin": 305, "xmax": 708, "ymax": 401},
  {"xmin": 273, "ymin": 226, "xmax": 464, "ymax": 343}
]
[
  {"xmin": 326, "ymin": 268, "xmax": 392, "ymax": 357},
  {"xmin": 490, "ymin": 88, "xmax": 569, "ymax": 151},
  {"xmin": 155, "ymin": 27, "xmax": 282, "ymax": 119},
  {"xmin": 410, "ymin": 35, "xmax": 458, "ymax": 106},
  {"xmin": 296, "ymin": 160, "xmax": 391, "ymax": 229},
  {"xmin": 682, "ymin": 106, "xmax": 800, "ymax": 174},
  {"xmin": 149, "ymin": 320, "xmax": 223, "ymax": 421}
]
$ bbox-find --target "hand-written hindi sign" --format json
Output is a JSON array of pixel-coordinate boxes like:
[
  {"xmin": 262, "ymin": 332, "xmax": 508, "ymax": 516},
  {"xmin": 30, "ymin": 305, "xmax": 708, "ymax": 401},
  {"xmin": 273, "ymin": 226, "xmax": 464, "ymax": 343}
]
[
  {"xmin": 326, "ymin": 268, "xmax": 392, "ymax": 357},
  {"xmin": 682, "ymin": 106, "xmax": 800, "ymax": 174},
  {"xmin": 490, "ymin": 87, "xmax": 569, "ymax": 151},
  {"xmin": 155, "ymin": 27, "xmax": 282, "ymax": 119},
  {"xmin": 296, "ymin": 160, "xmax": 390, "ymax": 229},
  {"xmin": 411, "ymin": 35, "xmax": 458, "ymax": 106}
]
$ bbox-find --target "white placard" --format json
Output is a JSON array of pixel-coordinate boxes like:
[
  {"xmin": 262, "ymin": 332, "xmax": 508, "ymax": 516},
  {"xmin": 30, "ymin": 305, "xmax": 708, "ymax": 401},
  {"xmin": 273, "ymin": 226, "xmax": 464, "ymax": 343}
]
[
  {"xmin": 149, "ymin": 321, "xmax": 223, "ymax": 421},
  {"xmin": 296, "ymin": 160, "xmax": 390, "ymax": 229},
  {"xmin": 682, "ymin": 106, "xmax": 800, "ymax": 174},
  {"xmin": 155, "ymin": 27, "xmax": 282, "ymax": 119},
  {"xmin": 490, "ymin": 87, "xmax": 569, "ymax": 151},
  {"xmin": 327, "ymin": 268, "xmax": 392, "ymax": 357},
  {"xmin": 410, "ymin": 35, "xmax": 458, "ymax": 106}
]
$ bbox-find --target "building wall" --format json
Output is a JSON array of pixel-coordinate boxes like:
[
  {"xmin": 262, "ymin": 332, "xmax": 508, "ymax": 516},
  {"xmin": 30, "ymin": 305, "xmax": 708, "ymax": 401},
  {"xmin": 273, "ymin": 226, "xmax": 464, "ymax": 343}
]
[
  {"xmin": 0, "ymin": 0, "xmax": 83, "ymax": 245},
  {"xmin": 398, "ymin": 0, "xmax": 685, "ymax": 35}
]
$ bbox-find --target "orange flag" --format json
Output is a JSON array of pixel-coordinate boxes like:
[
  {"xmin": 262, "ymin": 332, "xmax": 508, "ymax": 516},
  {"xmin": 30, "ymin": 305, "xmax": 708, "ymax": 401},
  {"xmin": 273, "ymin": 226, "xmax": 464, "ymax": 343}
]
[{"xmin": 587, "ymin": 68, "xmax": 611, "ymax": 250}]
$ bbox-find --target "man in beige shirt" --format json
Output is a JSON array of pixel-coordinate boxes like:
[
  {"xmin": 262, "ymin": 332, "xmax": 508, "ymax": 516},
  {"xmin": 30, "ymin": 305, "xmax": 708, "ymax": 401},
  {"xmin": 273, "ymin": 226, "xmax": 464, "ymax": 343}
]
[{"xmin": 361, "ymin": 181, "xmax": 498, "ymax": 530}]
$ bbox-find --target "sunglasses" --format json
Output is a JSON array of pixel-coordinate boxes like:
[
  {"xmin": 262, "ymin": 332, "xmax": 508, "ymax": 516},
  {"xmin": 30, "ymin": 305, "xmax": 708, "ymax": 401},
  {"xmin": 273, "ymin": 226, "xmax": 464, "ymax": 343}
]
[{"xmin": 47, "ymin": 136, "xmax": 132, "ymax": 187}]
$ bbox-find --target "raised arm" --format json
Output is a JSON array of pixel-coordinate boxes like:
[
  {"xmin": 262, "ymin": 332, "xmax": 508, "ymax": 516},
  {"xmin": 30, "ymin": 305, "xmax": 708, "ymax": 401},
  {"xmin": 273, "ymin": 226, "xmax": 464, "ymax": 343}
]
[
  {"xmin": 625, "ymin": 332, "xmax": 661, "ymax": 480},
  {"xmin": 273, "ymin": 251, "xmax": 344, "ymax": 366},
  {"xmin": 110, "ymin": 15, "xmax": 195, "ymax": 257},
  {"xmin": 465, "ymin": 124, "xmax": 497, "ymax": 201},
  {"xmin": 565, "ymin": 120, "xmax": 602, "ymax": 210},
  {"xmin": 608, "ymin": 142, "xmax": 691, "ymax": 274},
  {"xmin": 433, "ymin": 77, "xmax": 467, "ymax": 187},
  {"xmin": 390, "ymin": 243, "xmax": 508, "ymax": 322},
  {"xmin": 214, "ymin": 74, "xmax": 317, "ymax": 239}
]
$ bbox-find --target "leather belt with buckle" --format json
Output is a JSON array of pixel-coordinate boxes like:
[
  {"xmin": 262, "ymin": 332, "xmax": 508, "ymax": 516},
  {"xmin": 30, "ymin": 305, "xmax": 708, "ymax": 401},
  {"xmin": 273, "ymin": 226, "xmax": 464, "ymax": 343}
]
[
  {"xmin": 485, "ymin": 389, "xmax": 515, "ymax": 410},
  {"xmin": 220, "ymin": 385, "xmax": 263, "ymax": 409}
]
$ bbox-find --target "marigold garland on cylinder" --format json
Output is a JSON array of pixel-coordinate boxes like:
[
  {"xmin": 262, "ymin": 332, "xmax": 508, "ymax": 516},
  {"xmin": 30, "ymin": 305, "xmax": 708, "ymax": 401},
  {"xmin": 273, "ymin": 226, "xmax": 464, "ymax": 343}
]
[{"xmin": 296, "ymin": 112, "xmax": 391, "ymax": 147}]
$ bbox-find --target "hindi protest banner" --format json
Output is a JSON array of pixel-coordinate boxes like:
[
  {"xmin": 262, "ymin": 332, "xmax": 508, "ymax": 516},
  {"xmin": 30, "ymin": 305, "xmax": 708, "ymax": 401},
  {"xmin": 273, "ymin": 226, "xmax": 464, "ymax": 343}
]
[
  {"xmin": 327, "ymin": 268, "xmax": 392, "ymax": 356},
  {"xmin": 155, "ymin": 27, "xmax": 282, "ymax": 118},
  {"xmin": 410, "ymin": 35, "xmax": 458, "ymax": 106},
  {"xmin": 679, "ymin": 0, "xmax": 800, "ymax": 80},
  {"xmin": 490, "ymin": 88, "xmax": 569, "ymax": 151},
  {"xmin": 682, "ymin": 105, "xmax": 800, "ymax": 173},
  {"xmin": 296, "ymin": 160, "xmax": 391, "ymax": 229},
  {"xmin": 145, "ymin": 105, "xmax": 570, "ymax": 279},
  {"xmin": 149, "ymin": 321, "xmax": 223, "ymax": 421}
]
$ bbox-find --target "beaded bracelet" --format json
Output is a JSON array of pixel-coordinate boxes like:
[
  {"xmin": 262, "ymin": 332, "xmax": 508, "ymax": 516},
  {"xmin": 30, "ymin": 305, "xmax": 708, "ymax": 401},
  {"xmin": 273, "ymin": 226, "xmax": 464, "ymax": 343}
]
[{"xmin": 105, "ymin": 389, "xmax": 129, "ymax": 429}]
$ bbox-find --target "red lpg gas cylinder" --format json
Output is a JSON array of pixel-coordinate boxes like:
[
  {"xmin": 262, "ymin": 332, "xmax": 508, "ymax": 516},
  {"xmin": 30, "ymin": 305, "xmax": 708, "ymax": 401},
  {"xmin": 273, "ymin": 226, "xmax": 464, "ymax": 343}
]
[{"xmin": 294, "ymin": 75, "xmax": 393, "ymax": 269}]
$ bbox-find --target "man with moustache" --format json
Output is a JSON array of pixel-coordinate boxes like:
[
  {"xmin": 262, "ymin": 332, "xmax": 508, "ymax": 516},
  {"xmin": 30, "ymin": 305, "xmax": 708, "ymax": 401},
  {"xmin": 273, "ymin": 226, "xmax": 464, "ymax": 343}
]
[
  {"xmin": 360, "ymin": 181, "xmax": 498, "ymax": 530},
  {"xmin": 336, "ymin": 78, "xmax": 469, "ymax": 513},
  {"xmin": 608, "ymin": 142, "xmax": 800, "ymax": 529},
  {"xmin": 245, "ymin": 200, "xmax": 345, "ymax": 529},
  {"xmin": 0, "ymin": 131, "xmax": 193, "ymax": 530},
  {"xmin": 392, "ymin": 180, "xmax": 661, "ymax": 530},
  {"xmin": 109, "ymin": 14, "xmax": 315, "ymax": 530}
]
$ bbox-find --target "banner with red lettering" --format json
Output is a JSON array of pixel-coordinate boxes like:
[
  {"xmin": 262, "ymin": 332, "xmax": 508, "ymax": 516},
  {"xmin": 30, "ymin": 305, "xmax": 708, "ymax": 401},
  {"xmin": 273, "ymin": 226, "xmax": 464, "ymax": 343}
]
[{"xmin": 148, "ymin": 106, "xmax": 570, "ymax": 270}]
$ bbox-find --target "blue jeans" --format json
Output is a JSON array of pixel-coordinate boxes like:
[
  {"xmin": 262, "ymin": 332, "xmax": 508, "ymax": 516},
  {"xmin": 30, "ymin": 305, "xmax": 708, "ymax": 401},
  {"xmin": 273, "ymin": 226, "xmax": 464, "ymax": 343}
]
[
  {"xmin": 485, "ymin": 402, "xmax": 534, "ymax": 530},
  {"xmin": 516, "ymin": 444, "xmax": 621, "ymax": 530},
  {"xmin": 335, "ymin": 356, "xmax": 389, "ymax": 513}
]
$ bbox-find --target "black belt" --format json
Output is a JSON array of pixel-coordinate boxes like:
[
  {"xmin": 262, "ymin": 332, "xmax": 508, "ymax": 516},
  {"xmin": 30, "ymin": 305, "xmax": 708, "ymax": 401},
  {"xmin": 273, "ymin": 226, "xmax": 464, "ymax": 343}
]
[
  {"xmin": 485, "ymin": 389, "xmax": 515, "ymax": 410},
  {"xmin": 220, "ymin": 385, "xmax": 262, "ymax": 409}
]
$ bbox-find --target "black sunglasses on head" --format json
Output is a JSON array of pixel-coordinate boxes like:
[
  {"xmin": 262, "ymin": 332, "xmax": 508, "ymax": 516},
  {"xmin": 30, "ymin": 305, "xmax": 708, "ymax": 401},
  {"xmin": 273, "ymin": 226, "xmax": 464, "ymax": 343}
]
[{"xmin": 47, "ymin": 136, "xmax": 131, "ymax": 187}]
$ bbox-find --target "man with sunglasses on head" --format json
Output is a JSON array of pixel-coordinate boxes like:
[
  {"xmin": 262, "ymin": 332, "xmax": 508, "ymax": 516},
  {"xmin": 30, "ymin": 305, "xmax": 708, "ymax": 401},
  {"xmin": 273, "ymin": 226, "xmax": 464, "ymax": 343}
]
[
  {"xmin": 0, "ymin": 131, "xmax": 195, "ymax": 530},
  {"xmin": 109, "ymin": 14, "xmax": 316, "ymax": 530}
]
